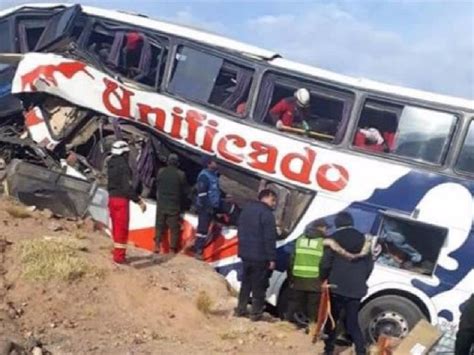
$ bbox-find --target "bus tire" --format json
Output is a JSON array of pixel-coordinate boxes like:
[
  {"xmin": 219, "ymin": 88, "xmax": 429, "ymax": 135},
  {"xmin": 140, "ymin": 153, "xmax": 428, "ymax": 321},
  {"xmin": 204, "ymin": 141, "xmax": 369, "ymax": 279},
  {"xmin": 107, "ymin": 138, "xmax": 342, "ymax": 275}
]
[
  {"xmin": 359, "ymin": 294, "xmax": 425, "ymax": 343},
  {"xmin": 276, "ymin": 283, "xmax": 290, "ymax": 320}
]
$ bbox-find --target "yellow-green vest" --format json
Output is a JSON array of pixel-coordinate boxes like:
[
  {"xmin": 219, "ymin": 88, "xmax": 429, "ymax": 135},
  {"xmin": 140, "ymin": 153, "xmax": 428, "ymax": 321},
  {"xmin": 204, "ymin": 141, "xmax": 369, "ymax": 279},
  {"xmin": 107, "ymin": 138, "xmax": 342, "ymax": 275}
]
[{"xmin": 292, "ymin": 236, "xmax": 324, "ymax": 278}]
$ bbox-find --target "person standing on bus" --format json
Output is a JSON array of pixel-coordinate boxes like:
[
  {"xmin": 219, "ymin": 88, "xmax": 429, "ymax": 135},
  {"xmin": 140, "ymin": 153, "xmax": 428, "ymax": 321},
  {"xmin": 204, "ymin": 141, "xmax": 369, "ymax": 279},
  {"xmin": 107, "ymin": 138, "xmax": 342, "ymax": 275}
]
[
  {"xmin": 194, "ymin": 154, "xmax": 222, "ymax": 260},
  {"xmin": 107, "ymin": 140, "xmax": 146, "ymax": 264},
  {"xmin": 286, "ymin": 218, "xmax": 328, "ymax": 326},
  {"xmin": 320, "ymin": 212, "xmax": 374, "ymax": 355},
  {"xmin": 154, "ymin": 153, "xmax": 189, "ymax": 255},
  {"xmin": 269, "ymin": 88, "xmax": 310, "ymax": 130},
  {"xmin": 455, "ymin": 294, "xmax": 474, "ymax": 355},
  {"xmin": 235, "ymin": 189, "xmax": 278, "ymax": 321}
]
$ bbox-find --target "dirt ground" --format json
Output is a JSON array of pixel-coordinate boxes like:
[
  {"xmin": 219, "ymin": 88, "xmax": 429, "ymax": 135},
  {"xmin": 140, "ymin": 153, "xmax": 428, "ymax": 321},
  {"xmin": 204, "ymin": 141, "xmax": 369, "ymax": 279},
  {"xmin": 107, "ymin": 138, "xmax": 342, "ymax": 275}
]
[{"xmin": 0, "ymin": 196, "xmax": 336, "ymax": 355}]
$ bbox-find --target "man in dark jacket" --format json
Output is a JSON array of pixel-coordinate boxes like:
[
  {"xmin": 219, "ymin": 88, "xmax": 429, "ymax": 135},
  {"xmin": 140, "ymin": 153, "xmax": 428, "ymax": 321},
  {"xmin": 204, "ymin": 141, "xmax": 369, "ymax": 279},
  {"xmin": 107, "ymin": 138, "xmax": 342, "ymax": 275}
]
[
  {"xmin": 107, "ymin": 140, "xmax": 146, "ymax": 264},
  {"xmin": 456, "ymin": 294, "xmax": 474, "ymax": 355},
  {"xmin": 154, "ymin": 153, "xmax": 189, "ymax": 254},
  {"xmin": 320, "ymin": 212, "xmax": 373, "ymax": 355},
  {"xmin": 286, "ymin": 219, "xmax": 328, "ymax": 326},
  {"xmin": 235, "ymin": 189, "xmax": 277, "ymax": 321}
]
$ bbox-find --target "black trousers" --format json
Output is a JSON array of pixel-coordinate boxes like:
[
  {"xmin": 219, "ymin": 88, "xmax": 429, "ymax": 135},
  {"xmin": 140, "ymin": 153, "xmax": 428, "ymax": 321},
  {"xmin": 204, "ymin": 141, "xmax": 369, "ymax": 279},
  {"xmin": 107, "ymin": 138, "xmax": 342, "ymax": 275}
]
[
  {"xmin": 324, "ymin": 294, "xmax": 365, "ymax": 355},
  {"xmin": 236, "ymin": 259, "xmax": 271, "ymax": 316},
  {"xmin": 195, "ymin": 202, "xmax": 234, "ymax": 255},
  {"xmin": 287, "ymin": 289, "xmax": 320, "ymax": 323},
  {"xmin": 155, "ymin": 211, "xmax": 181, "ymax": 250},
  {"xmin": 455, "ymin": 295, "xmax": 474, "ymax": 355}
]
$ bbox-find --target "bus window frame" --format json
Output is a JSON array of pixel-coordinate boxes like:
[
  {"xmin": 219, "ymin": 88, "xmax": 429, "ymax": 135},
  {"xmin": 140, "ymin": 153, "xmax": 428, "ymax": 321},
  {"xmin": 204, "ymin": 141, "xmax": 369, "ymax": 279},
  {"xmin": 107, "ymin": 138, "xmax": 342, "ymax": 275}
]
[
  {"xmin": 253, "ymin": 68, "xmax": 355, "ymax": 145},
  {"xmin": 164, "ymin": 40, "xmax": 258, "ymax": 119},
  {"xmin": 0, "ymin": 18, "xmax": 16, "ymax": 53},
  {"xmin": 376, "ymin": 210, "xmax": 448, "ymax": 277},
  {"xmin": 349, "ymin": 94, "xmax": 461, "ymax": 170},
  {"xmin": 454, "ymin": 117, "xmax": 474, "ymax": 177},
  {"xmin": 80, "ymin": 16, "xmax": 171, "ymax": 92}
]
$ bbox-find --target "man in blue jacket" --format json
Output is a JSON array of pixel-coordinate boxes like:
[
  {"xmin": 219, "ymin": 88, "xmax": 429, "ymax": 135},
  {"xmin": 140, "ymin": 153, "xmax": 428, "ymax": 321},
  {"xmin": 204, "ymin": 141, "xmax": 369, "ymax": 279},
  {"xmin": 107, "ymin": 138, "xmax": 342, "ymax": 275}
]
[
  {"xmin": 235, "ymin": 189, "xmax": 278, "ymax": 321},
  {"xmin": 194, "ymin": 154, "xmax": 222, "ymax": 259}
]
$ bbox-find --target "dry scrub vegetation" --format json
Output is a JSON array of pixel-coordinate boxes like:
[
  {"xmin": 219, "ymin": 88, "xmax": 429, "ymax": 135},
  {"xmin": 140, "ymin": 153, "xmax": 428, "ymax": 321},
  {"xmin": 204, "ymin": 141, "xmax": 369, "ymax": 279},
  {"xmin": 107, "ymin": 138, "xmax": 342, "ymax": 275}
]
[{"xmin": 19, "ymin": 237, "xmax": 94, "ymax": 281}]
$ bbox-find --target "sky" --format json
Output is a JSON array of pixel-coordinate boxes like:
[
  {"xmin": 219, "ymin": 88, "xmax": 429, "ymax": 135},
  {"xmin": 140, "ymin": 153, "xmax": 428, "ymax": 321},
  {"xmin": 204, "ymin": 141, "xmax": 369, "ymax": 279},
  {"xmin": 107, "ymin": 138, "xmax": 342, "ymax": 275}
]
[{"xmin": 1, "ymin": 0, "xmax": 473, "ymax": 100}]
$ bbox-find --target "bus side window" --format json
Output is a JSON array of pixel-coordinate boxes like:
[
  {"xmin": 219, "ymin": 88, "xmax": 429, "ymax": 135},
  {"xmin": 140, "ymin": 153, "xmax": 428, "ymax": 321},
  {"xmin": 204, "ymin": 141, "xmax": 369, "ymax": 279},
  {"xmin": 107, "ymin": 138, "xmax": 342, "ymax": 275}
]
[
  {"xmin": 353, "ymin": 99, "xmax": 458, "ymax": 165},
  {"xmin": 455, "ymin": 119, "xmax": 474, "ymax": 174},
  {"xmin": 167, "ymin": 45, "xmax": 254, "ymax": 117},
  {"xmin": 16, "ymin": 18, "xmax": 49, "ymax": 52},
  {"xmin": 376, "ymin": 214, "xmax": 447, "ymax": 276},
  {"xmin": 353, "ymin": 100, "xmax": 401, "ymax": 153},
  {"xmin": 255, "ymin": 72, "xmax": 353, "ymax": 143},
  {"xmin": 85, "ymin": 22, "xmax": 168, "ymax": 89}
]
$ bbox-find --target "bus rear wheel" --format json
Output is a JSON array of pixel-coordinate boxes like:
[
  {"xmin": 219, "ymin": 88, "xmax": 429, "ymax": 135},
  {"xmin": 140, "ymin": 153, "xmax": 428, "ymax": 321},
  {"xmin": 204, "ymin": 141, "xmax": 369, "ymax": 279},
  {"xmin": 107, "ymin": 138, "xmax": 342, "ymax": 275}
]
[{"xmin": 359, "ymin": 295, "xmax": 425, "ymax": 343}]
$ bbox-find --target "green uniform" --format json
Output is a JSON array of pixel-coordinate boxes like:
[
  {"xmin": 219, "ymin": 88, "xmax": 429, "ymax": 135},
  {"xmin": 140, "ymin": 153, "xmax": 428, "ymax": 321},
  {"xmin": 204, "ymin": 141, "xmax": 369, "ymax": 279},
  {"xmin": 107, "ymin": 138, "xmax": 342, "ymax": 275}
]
[{"xmin": 155, "ymin": 165, "xmax": 188, "ymax": 250}]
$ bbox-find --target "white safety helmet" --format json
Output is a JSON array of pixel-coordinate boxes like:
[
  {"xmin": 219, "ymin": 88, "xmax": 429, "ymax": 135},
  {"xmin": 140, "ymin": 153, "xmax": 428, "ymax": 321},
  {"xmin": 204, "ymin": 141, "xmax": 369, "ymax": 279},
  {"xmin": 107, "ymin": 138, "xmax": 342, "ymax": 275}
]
[
  {"xmin": 111, "ymin": 140, "xmax": 130, "ymax": 155},
  {"xmin": 294, "ymin": 88, "xmax": 310, "ymax": 108}
]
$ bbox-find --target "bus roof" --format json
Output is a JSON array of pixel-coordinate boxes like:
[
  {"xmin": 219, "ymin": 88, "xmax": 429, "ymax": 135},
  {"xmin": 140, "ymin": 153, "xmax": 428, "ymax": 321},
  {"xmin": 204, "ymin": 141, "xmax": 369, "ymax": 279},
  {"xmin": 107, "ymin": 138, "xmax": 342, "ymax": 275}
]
[
  {"xmin": 271, "ymin": 58, "xmax": 474, "ymax": 112},
  {"xmin": 0, "ymin": 3, "xmax": 278, "ymax": 60},
  {"xmin": 1, "ymin": 3, "xmax": 473, "ymax": 112}
]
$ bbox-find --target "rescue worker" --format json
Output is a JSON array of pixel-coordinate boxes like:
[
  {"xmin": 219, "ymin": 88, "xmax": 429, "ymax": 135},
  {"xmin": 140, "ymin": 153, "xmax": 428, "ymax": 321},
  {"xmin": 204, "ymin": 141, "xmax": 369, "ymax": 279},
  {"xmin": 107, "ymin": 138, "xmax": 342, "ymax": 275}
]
[
  {"xmin": 269, "ymin": 88, "xmax": 310, "ymax": 130},
  {"xmin": 107, "ymin": 140, "xmax": 146, "ymax": 264},
  {"xmin": 286, "ymin": 219, "xmax": 328, "ymax": 326},
  {"xmin": 455, "ymin": 294, "xmax": 474, "ymax": 355},
  {"xmin": 320, "ymin": 212, "xmax": 374, "ymax": 355},
  {"xmin": 122, "ymin": 32, "xmax": 144, "ymax": 80},
  {"xmin": 194, "ymin": 154, "xmax": 222, "ymax": 260},
  {"xmin": 235, "ymin": 189, "xmax": 278, "ymax": 321},
  {"xmin": 154, "ymin": 153, "xmax": 189, "ymax": 255}
]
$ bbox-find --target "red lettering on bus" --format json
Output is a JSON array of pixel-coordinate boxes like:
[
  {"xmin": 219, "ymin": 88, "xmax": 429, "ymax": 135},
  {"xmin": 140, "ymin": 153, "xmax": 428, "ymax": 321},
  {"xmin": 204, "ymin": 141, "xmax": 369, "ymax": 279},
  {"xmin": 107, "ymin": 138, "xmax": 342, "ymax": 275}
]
[
  {"xmin": 316, "ymin": 164, "xmax": 349, "ymax": 192},
  {"xmin": 185, "ymin": 110, "xmax": 205, "ymax": 146},
  {"xmin": 280, "ymin": 148, "xmax": 316, "ymax": 185},
  {"xmin": 170, "ymin": 107, "xmax": 184, "ymax": 139},
  {"xmin": 217, "ymin": 134, "xmax": 246, "ymax": 163},
  {"xmin": 137, "ymin": 103, "xmax": 166, "ymax": 131},
  {"xmin": 248, "ymin": 142, "xmax": 278, "ymax": 174},
  {"xmin": 102, "ymin": 78, "xmax": 134, "ymax": 118},
  {"xmin": 202, "ymin": 119, "xmax": 218, "ymax": 152}
]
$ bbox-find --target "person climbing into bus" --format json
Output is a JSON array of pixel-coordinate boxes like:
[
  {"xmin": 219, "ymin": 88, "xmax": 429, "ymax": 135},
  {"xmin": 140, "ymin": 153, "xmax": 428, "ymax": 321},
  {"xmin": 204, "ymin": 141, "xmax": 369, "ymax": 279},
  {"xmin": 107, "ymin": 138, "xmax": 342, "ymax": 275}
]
[
  {"xmin": 269, "ymin": 88, "xmax": 311, "ymax": 130},
  {"xmin": 107, "ymin": 140, "xmax": 146, "ymax": 264},
  {"xmin": 154, "ymin": 153, "xmax": 189, "ymax": 255},
  {"xmin": 194, "ymin": 154, "xmax": 223, "ymax": 260},
  {"xmin": 286, "ymin": 218, "xmax": 328, "ymax": 327},
  {"xmin": 320, "ymin": 212, "xmax": 374, "ymax": 355}
]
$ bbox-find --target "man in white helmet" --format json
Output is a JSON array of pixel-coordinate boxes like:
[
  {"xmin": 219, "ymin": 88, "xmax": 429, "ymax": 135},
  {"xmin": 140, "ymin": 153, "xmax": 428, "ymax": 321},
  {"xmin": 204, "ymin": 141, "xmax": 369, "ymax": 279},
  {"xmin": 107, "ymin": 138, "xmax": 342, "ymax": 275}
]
[
  {"xmin": 269, "ymin": 88, "xmax": 310, "ymax": 130},
  {"xmin": 107, "ymin": 140, "xmax": 146, "ymax": 264}
]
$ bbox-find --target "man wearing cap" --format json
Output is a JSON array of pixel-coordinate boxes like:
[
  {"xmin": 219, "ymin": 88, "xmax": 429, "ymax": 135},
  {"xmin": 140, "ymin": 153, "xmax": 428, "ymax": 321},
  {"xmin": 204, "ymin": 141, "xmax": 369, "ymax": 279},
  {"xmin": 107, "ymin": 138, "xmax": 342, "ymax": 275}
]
[
  {"xmin": 269, "ymin": 88, "xmax": 311, "ymax": 130},
  {"xmin": 286, "ymin": 218, "xmax": 328, "ymax": 326},
  {"xmin": 154, "ymin": 153, "xmax": 189, "ymax": 254},
  {"xmin": 194, "ymin": 154, "xmax": 222, "ymax": 259},
  {"xmin": 107, "ymin": 140, "xmax": 146, "ymax": 264}
]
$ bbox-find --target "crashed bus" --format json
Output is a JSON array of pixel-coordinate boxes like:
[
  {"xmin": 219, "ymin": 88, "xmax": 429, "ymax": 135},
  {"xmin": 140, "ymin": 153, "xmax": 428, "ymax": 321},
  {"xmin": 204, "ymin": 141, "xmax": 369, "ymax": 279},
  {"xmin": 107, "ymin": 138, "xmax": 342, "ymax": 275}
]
[{"xmin": 0, "ymin": 3, "xmax": 473, "ymax": 343}]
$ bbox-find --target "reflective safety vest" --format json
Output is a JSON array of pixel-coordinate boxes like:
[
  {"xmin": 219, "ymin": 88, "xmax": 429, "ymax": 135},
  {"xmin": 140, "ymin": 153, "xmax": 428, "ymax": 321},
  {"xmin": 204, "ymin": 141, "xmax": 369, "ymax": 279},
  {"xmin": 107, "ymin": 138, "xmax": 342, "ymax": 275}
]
[{"xmin": 292, "ymin": 236, "xmax": 324, "ymax": 279}]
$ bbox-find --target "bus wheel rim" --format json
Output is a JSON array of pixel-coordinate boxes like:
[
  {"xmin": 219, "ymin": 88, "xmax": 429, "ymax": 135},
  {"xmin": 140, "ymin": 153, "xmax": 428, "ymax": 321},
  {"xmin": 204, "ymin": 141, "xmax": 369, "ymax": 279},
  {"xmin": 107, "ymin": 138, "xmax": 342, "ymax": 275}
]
[{"xmin": 369, "ymin": 311, "xmax": 409, "ymax": 341}]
